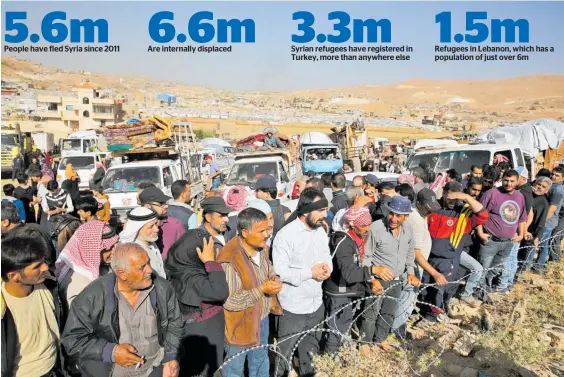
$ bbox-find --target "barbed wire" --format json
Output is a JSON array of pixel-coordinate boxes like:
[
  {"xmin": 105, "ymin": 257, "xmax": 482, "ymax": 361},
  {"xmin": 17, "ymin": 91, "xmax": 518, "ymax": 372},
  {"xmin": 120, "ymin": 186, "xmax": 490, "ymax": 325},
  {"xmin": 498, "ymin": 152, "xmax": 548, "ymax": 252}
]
[{"xmin": 215, "ymin": 230, "xmax": 563, "ymax": 377}]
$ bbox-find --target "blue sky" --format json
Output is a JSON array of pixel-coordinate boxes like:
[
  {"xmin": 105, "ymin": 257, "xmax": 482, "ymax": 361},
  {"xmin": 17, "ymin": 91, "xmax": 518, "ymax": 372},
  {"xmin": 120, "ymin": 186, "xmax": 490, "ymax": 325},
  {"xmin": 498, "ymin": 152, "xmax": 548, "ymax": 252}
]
[{"xmin": 2, "ymin": 2, "xmax": 563, "ymax": 91}]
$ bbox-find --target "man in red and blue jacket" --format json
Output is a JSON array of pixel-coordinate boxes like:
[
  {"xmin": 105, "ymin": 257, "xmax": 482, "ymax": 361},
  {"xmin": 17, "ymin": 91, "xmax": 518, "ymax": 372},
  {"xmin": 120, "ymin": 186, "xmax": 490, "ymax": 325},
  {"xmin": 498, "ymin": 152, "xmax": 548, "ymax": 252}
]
[{"xmin": 420, "ymin": 182, "xmax": 488, "ymax": 321}]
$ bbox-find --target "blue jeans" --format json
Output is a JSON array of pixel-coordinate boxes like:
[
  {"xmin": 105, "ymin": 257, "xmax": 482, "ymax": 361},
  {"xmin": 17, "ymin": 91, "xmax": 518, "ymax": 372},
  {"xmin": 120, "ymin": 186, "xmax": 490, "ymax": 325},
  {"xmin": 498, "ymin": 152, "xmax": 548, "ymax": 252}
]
[
  {"xmin": 498, "ymin": 242, "xmax": 519, "ymax": 289},
  {"xmin": 459, "ymin": 251, "xmax": 484, "ymax": 297},
  {"xmin": 224, "ymin": 317, "xmax": 270, "ymax": 377},
  {"xmin": 392, "ymin": 282, "xmax": 416, "ymax": 331},
  {"xmin": 478, "ymin": 238, "xmax": 513, "ymax": 289},
  {"xmin": 212, "ymin": 176, "xmax": 221, "ymax": 189},
  {"xmin": 530, "ymin": 227, "xmax": 553, "ymax": 270}
]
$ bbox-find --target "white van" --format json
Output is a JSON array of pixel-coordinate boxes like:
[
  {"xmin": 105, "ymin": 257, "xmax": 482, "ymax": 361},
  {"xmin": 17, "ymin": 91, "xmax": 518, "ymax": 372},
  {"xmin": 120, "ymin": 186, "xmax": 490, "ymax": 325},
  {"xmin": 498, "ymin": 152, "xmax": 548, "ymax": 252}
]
[
  {"xmin": 407, "ymin": 143, "xmax": 528, "ymax": 178},
  {"xmin": 100, "ymin": 159, "xmax": 204, "ymax": 227},
  {"xmin": 57, "ymin": 153, "xmax": 102, "ymax": 190}
]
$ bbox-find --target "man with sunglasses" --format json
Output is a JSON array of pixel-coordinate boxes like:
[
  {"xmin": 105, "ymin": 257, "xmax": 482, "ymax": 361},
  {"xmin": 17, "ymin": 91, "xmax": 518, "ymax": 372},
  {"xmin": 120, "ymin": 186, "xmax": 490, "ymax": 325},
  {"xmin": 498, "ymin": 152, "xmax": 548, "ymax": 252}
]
[{"xmin": 139, "ymin": 187, "xmax": 186, "ymax": 261}]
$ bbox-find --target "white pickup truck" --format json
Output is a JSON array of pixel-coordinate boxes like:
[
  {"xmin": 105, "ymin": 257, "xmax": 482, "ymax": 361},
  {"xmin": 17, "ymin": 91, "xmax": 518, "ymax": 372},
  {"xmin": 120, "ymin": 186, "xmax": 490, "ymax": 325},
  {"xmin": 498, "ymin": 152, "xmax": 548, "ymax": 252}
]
[
  {"xmin": 100, "ymin": 149, "xmax": 204, "ymax": 228},
  {"xmin": 57, "ymin": 152, "xmax": 103, "ymax": 190},
  {"xmin": 223, "ymin": 150, "xmax": 301, "ymax": 200}
]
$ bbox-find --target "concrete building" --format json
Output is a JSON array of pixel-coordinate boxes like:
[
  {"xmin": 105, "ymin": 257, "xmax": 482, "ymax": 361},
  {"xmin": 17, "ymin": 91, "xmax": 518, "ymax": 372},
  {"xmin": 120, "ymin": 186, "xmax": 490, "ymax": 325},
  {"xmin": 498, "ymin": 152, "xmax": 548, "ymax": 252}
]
[{"xmin": 36, "ymin": 83, "xmax": 124, "ymax": 131}]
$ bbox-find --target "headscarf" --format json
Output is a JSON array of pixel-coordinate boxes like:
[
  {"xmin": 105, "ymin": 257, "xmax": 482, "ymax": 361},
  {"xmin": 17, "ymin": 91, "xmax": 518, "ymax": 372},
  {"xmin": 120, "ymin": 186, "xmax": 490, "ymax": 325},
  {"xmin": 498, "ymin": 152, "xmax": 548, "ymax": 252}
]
[
  {"xmin": 397, "ymin": 173, "xmax": 416, "ymax": 187},
  {"xmin": 225, "ymin": 185, "xmax": 249, "ymax": 212},
  {"xmin": 42, "ymin": 162, "xmax": 54, "ymax": 180},
  {"xmin": 164, "ymin": 228, "xmax": 219, "ymax": 315},
  {"xmin": 344, "ymin": 206, "xmax": 371, "ymax": 262},
  {"xmin": 55, "ymin": 219, "xmax": 119, "ymax": 282},
  {"xmin": 119, "ymin": 207, "xmax": 158, "ymax": 243},
  {"xmin": 344, "ymin": 206, "xmax": 372, "ymax": 228},
  {"xmin": 65, "ymin": 163, "xmax": 78, "ymax": 180},
  {"xmin": 429, "ymin": 172, "xmax": 447, "ymax": 191},
  {"xmin": 493, "ymin": 153, "xmax": 510, "ymax": 165}
]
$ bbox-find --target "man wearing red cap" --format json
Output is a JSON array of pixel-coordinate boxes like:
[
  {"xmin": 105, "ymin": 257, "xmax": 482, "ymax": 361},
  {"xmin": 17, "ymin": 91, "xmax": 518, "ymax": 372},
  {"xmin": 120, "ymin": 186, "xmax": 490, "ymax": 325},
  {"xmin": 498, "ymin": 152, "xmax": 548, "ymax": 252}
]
[{"xmin": 205, "ymin": 156, "xmax": 222, "ymax": 189}]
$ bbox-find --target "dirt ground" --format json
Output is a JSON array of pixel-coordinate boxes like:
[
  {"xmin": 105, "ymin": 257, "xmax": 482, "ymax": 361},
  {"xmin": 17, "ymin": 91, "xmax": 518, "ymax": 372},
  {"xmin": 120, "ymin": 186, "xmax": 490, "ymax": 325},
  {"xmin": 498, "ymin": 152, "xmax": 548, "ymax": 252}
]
[{"xmin": 312, "ymin": 264, "xmax": 564, "ymax": 377}]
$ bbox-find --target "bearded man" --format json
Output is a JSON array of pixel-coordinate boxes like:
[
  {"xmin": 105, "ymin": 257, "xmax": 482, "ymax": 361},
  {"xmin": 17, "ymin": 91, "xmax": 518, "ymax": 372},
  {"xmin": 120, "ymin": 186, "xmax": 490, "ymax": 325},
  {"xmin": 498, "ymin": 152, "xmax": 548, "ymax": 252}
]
[{"xmin": 272, "ymin": 188, "xmax": 332, "ymax": 377}]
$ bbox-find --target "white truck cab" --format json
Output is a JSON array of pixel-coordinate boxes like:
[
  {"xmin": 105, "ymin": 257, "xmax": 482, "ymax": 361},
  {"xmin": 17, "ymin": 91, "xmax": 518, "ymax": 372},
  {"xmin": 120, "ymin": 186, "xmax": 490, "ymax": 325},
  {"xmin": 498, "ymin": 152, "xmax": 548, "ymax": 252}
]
[
  {"xmin": 61, "ymin": 130, "xmax": 105, "ymax": 157},
  {"xmin": 100, "ymin": 154, "xmax": 204, "ymax": 227},
  {"xmin": 57, "ymin": 152, "xmax": 102, "ymax": 190},
  {"xmin": 223, "ymin": 151, "xmax": 296, "ymax": 200}
]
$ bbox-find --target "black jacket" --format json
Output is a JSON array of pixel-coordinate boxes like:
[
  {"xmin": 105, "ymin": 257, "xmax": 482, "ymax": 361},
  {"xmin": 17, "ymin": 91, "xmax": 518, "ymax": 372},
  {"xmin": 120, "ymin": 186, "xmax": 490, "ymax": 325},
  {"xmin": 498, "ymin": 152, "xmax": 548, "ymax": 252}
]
[
  {"xmin": 324, "ymin": 231, "xmax": 372, "ymax": 298},
  {"xmin": 2, "ymin": 276, "xmax": 65, "ymax": 377},
  {"xmin": 530, "ymin": 193, "xmax": 549, "ymax": 238},
  {"xmin": 330, "ymin": 190, "xmax": 348, "ymax": 214},
  {"xmin": 92, "ymin": 168, "xmax": 105, "ymax": 185},
  {"xmin": 266, "ymin": 199, "xmax": 290, "ymax": 241},
  {"xmin": 165, "ymin": 228, "xmax": 229, "ymax": 317},
  {"xmin": 368, "ymin": 194, "xmax": 392, "ymax": 222},
  {"xmin": 61, "ymin": 273, "xmax": 183, "ymax": 377}
]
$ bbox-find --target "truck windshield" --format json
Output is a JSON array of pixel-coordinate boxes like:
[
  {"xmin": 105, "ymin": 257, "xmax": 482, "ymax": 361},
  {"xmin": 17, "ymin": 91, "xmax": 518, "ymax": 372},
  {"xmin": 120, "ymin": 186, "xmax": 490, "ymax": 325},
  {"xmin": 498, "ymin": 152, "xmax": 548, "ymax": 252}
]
[
  {"xmin": 1, "ymin": 134, "xmax": 18, "ymax": 147},
  {"xmin": 304, "ymin": 147, "xmax": 340, "ymax": 161},
  {"xmin": 407, "ymin": 153, "xmax": 439, "ymax": 170},
  {"xmin": 62, "ymin": 139, "xmax": 82, "ymax": 152},
  {"xmin": 60, "ymin": 156, "xmax": 96, "ymax": 170},
  {"xmin": 437, "ymin": 150, "xmax": 490, "ymax": 173},
  {"xmin": 227, "ymin": 162, "xmax": 278, "ymax": 185},
  {"xmin": 101, "ymin": 167, "xmax": 161, "ymax": 192}
]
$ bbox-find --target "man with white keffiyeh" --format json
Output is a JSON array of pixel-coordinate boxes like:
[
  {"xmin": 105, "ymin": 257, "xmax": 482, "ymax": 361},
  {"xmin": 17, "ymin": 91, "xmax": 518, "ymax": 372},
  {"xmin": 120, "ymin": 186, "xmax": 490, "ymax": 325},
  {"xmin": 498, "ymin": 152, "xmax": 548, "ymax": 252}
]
[{"xmin": 55, "ymin": 218, "xmax": 119, "ymax": 313}]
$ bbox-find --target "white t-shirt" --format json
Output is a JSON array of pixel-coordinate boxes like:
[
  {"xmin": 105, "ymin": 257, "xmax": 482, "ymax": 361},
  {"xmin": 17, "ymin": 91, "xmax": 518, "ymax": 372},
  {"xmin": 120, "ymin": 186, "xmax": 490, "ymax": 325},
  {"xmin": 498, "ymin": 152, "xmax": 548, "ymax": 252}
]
[
  {"xmin": 406, "ymin": 207, "xmax": 432, "ymax": 276},
  {"xmin": 251, "ymin": 253, "xmax": 261, "ymax": 267}
]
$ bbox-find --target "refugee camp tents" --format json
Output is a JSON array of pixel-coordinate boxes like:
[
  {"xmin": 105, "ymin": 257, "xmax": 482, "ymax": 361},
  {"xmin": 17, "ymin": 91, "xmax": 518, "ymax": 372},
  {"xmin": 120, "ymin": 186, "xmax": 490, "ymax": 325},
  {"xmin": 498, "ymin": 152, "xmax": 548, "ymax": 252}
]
[{"xmin": 472, "ymin": 118, "xmax": 564, "ymax": 156}]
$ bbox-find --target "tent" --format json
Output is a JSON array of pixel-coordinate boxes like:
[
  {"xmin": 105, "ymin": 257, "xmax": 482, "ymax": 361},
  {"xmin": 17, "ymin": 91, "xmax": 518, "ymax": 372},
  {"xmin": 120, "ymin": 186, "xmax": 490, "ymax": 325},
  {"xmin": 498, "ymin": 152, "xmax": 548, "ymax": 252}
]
[
  {"xmin": 200, "ymin": 137, "xmax": 231, "ymax": 147},
  {"xmin": 472, "ymin": 118, "xmax": 564, "ymax": 156},
  {"xmin": 301, "ymin": 131, "xmax": 334, "ymax": 145},
  {"xmin": 413, "ymin": 138, "xmax": 459, "ymax": 150}
]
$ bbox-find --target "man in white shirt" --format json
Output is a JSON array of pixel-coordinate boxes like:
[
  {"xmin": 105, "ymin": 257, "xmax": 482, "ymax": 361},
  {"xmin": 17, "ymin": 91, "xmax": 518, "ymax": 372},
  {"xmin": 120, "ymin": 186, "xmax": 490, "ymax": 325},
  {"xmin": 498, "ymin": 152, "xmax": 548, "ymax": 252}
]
[{"xmin": 273, "ymin": 188, "xmax": 332, "ymax": 377}]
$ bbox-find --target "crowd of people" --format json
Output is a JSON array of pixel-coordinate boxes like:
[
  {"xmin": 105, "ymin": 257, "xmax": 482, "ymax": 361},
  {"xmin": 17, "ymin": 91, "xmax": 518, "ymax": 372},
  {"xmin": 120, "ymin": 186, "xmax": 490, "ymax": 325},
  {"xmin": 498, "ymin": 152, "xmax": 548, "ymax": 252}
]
[{"xmin": 1, "ymin": 155, "xmax": 563, "ymax": 377}]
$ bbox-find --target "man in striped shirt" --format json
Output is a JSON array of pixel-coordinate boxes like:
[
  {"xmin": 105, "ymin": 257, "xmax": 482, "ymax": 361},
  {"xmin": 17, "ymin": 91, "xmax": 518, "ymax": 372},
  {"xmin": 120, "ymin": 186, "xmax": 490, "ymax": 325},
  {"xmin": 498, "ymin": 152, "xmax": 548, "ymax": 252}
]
[{"xmin": 218, "ymin": 208, "xmax": 282, "ymax": 377}]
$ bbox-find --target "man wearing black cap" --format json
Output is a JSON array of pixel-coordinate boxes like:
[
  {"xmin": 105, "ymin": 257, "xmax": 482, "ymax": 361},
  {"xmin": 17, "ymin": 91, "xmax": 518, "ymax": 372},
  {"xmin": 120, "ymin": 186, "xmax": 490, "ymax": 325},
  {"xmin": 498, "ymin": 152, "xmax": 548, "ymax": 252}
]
[
  {"xmin": 139, "ymin": 186, "xmax": 186, "ymax": 260},
  {"xmin": 253, "ymin": 174, "xmax": 290, "ymax": 242},
  {"xmin": 200, "ymin": 196, "xmax": 236, "ymax": 250},
  {"xmin": 420, "ymin": 182, "xmax": 488, "ymax": 320}
]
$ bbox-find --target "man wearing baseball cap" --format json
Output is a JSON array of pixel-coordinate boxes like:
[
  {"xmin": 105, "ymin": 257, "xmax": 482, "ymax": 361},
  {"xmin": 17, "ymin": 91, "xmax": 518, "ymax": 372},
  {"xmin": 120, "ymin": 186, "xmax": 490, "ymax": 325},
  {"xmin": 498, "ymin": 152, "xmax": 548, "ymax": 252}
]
[
  {"xmin": 205, "ymin": 155, "xmax": 223, "ymax": 189},
  {"xmin": 139, "ymin": 186, "xmax": 186, "ymax": 260},
  {"xmin": 360, "ymin": 195, "xmax": 418, "ymax": 351},
  {"xmin": 421, "ymin": 181, "xmax": 488, "ymax": 317},
  {"xmin": 200, "ymin": 196, "xmax": 235, "ymax": 249},
  {"xmin": 392, "ymin": 188, "xmax": 444, "ymax": 335}
]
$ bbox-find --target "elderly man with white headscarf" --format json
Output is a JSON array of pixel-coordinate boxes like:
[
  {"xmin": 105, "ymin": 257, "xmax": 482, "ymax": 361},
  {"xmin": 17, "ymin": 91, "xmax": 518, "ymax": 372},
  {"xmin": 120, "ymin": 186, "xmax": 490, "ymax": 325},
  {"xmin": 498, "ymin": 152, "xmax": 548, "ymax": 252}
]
[{"xmin": 119, "ymin": 207, "xmax": 166, "ymax": 278}]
